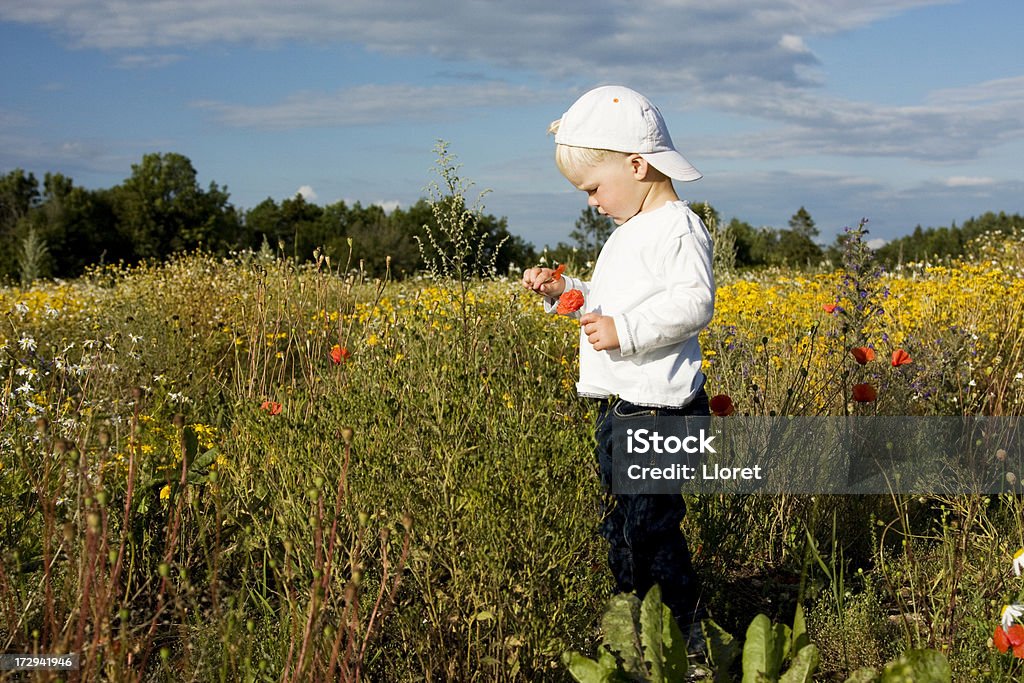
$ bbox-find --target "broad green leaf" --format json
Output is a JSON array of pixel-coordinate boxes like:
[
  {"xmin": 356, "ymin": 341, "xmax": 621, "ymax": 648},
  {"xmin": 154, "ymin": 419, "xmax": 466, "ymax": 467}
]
[
  {"xmin": 791, "ymin": 604, "xmax": 809, "ymax": 657},
  {"xmin": 189, "ymin": 446, "xmax": 220, "ymax": 472},
  {"xmin": 187, "ymin": 447, "xmax": 221, "ymax": 482},
  {"xmin": 602, "ymin": 593, "xmax": 642, "ymax": 673},
  {"xmin": 742, "ymin": 614, "xmax": 782, "ymax": 683},
  {"xmin": 562, "ymin": 650, "xmax": 617, "ymax": 683},
  {"xmin": 657, "ymin": 598, "xmax": 688, "ymax": 680},
  {"xmin": 704, "ymin": 619, "xmax": 740, "ymax": 683},
  {"xmin": 638, "ymin": 586, "xmax": 688, "ymax": 681},
  {"xmin": 639, "ymin": 585, "xmax": 667, "ymax": 681},
  {"xmin": 779, "ymin": 644, "xmax": 819, "ymax": 683}
]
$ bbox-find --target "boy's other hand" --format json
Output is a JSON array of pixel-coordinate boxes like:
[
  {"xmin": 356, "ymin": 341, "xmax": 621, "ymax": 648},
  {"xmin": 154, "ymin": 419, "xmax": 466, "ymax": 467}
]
[
  {"xmin": 580, "ymin": 312, "xmax": 620, "ymax": 351},
  {"xmin": 521, "ymin": 267, "xmax": 567, "ymax": 297}
]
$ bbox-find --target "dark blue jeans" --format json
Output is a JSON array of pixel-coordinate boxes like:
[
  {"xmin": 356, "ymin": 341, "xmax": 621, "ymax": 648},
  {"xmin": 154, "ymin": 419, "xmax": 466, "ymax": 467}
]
[{"xmin": 594, "ymin": 388, "xmax": 709, "ymax": 627}]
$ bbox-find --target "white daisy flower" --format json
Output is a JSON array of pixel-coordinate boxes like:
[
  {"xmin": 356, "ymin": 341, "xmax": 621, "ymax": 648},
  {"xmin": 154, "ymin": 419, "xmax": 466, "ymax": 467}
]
[
  {"xmin": 15, "ymin": 302, "xmax": 29, "ymax": 315},
  {"xmin": 1013, "ymin": 548, "xmax": 1024, "ymax": 577},
  {"xmin": 18, "ymin": 336, "xmax": 37, "ymax": 352},
  {"xmin": 1002, "ymin": 603, "xmax": 1024, "ymax": 631}
]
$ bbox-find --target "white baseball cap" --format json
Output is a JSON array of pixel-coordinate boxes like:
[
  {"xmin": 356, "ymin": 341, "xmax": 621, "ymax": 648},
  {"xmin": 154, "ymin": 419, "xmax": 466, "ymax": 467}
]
[{"xmin": 554, "ymin": 85, "xmax": 702, "ymax": 182}]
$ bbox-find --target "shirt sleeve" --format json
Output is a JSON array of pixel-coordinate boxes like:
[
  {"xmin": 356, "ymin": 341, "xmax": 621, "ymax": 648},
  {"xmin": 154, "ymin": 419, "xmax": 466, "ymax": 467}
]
[
  {"xmin": 543, "ymin": 275, "xmax": 590, "ymax": 320},
  {"xmin": 611, "ymin": 231, "xmax": 715, "ymax": 357}
]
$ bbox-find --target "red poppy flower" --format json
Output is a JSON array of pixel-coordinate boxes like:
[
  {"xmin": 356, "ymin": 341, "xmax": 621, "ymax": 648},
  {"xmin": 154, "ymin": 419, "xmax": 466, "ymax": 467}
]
[
  {"xmin": 891, "ymin": 349, "xmax": 912, "ymax": 367},
  {"xmin": 1014, "ymin": 625, "xmax": 1024, "ymax": 659},
  {"xmin": 260, "ymin": 400, "xmax": 282, "ymax": 415},
  {"xmin": 330, "ymin": 344, "xmax": 351, "ymax": 364},
  {"xmin": 556, "ymin": 289, "xmax": 585, "ymax": 315},
  {"xmin": 822, "ymin": 303, "xmax": 837, "ymax": 314},
  {"xmin": 709, "ymin": 394, "xmax": 735, "ymax": 416},
  {"xmin": 996, "ymin": 624, "xmax": 1010, "ymax": 653},
  {"xmin": 851, "ymin": 383, "xmax": 877, "ymax": 402},
  {"xmin": 551, "ymin": 263, "xmax": 566, "ymax": 281},
  {"xmin": 995, "ymin": 624, "xmax": 1024, "ymax": 658},
  {"xmin": 850, "ymin": 346, "xmax": 875, "ymax": 364}
]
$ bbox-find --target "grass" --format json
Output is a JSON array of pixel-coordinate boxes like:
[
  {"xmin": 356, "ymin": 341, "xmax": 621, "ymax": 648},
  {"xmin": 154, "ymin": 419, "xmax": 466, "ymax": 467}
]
[{"xmin": 1, "ymin": 224, "xmax": 1023, "ymax": 681}]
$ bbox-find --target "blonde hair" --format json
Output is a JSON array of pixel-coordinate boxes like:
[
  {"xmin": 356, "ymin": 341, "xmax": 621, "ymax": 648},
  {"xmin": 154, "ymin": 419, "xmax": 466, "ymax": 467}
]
[{"xmin": 548, "ymin": 118, "xmax": 627, "ymax": 178}]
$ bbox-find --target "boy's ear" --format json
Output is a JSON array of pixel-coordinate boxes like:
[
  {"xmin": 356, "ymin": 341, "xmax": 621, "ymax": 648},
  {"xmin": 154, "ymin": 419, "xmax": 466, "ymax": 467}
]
[{"xmin": 628, "ymin": 154, "xmax": 652, "ymax": 181}]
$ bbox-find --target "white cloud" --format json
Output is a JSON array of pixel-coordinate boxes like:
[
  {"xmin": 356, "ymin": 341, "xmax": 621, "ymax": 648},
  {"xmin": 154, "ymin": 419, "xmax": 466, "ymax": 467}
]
[
  {"xmin": 779, "ymin": 34, "xmax": 810, "ymax": 54},
  {"xmin": 689, "ymin": 75, "xmax": 1024, "ymax": 162},
  {"xmin": 944, "ymin": 176, "xmax": 995, "ymax": 188},
  {"xmin": 116, "ymin": 53, "xmax": 183, "ymax": 69},
  {"xmin": 296, "ymin": 185, "xmax": 317, "ymax": 200},
  {"xmin": 0, "ymin": 0, "xmax": 951, "ymax": 91},
  {"xmin": 192, "ymin": 82, "xmax": 539, "ymax": 129},
  {"xmin": 374, "ymin": 200, "xmax": 401, "ymax": 213}
]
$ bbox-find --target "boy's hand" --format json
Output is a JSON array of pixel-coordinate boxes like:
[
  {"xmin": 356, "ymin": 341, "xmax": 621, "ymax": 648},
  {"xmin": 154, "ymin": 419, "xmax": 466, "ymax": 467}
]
[
  {"xmin": 580, "ymin": 312, "xmax": 620, "ymax": 351},
  {"xmin": 521, "ymin": 267, "xmax": 567, "ymax": 297}
]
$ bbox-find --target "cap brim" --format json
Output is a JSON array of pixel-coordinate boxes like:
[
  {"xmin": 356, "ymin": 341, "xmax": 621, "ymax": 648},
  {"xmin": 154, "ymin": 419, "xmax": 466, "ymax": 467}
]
[{"xmin": 641, "ymin": 150, "xmax": 702, "ymax": 182}]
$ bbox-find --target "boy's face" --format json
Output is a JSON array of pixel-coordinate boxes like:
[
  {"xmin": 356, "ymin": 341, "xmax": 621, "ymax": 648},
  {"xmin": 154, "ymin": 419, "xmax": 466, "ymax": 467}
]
[{"xmin": 564, "ymin": 155, "xmax": 650, "ymax": 225}]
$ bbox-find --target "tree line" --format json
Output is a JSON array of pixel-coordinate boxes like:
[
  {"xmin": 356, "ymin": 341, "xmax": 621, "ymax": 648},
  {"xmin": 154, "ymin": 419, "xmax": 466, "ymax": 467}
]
[
  {"xmin": 2, "ymin": 152, "xmax": 1020, "ymax": 284},
  {"xmin": 0, "ymin": 152, "xmax": 533, "ymax": 283}
]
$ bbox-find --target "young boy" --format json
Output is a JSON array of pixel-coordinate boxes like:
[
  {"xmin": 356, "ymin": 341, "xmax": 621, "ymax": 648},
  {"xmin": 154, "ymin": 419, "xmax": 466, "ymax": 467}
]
[{"xmin": 522, "ymin": 85, "xmax": 715, "ymax": 643}]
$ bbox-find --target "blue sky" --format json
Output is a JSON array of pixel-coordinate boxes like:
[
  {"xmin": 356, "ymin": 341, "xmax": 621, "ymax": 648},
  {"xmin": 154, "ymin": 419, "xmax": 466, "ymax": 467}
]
[{"xmin": 1, "ymin": 0, "xmax": 1022, "ymax": 250}]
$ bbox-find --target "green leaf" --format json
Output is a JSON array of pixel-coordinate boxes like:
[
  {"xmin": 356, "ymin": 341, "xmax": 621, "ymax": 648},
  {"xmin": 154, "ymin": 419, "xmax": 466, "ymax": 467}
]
[
  {"xmin": 187, "ymin": 447, "xmax": 220, "ymax": 482},
  {"xmin": 742, "ymin": 614, "xmax": 783, "ymax": 683},
  {"xmin": 190, "ymin": 446, "xmax": 220, "ymax": 472},
  {"xmin": 776, "ymin": 623, "xmax": 791, "ymax": 662},
  {"xmin": 779, "ymin": 644, "xmax": 819, "ymax": 683},
  {"xmin": 844, "ymin": 668, "xmax": 880, "ymax": 683},
  {"xmin": 704, "ymin": 619, "xmax": 740, "ymax": 683},
  {"xmin": 601, "ymin": 593, "xmax": 643, "ymax": 673},
  {"xmin": 562, "ymin": 650, "xmax": 618, "ymax": 683},
  {"xmin": 791, "ymin": 604, "xmax": 809, "ymax": 657},
  {"xmin": 639, "ymin": 586, "xmax": 688, "ymax": 682},
  {"xmin": 880, "ymin": 649, "xmax": 951, "ymax": 683}
]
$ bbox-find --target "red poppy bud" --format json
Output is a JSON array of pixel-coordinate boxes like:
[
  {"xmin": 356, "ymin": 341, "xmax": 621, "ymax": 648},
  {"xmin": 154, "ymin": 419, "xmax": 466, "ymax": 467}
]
[
  {"xmin": 556, "ymin": 289, "xmax": 585, "ymax": 315},
  {"xmin": 709, "ymin": 394, "xmax": 735, "ymax": 417},
  {"xmin": 852, "ymin": 383, "xmax": 877, "ymax": 402},
  {"xmin": 552, "ymin": 264, "xmax": 566, "ymax": 281},
  {"xmin": 891, "ymin": 348, "xmax": 912, "ymax": 367},
  {"xmin": 850, "ymin": 346, "xmax": 875, "ymax": 364}
]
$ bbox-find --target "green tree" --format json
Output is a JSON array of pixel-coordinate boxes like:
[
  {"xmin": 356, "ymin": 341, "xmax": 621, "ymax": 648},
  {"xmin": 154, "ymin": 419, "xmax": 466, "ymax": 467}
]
[
  {"xmin": 344, "ymin": 201, "xmax": 407, "ymax": 276},
  {"xmin": 31, "ymin": 174, "xmax": 125, "ymax": 277},
  {"xmin": 0, "ymin": 169, "xmax": 41, "ymax": 280},
  {"xmin": 569, "ymin": 207, "xmax": 614, "ymax": 264},
  {"xmin": 112, "ymin": 152, "xmax": 238, "ymax": 260},
  {"xmin": 776, "ymin": 206, "xmax": 823, "ymax": 268}
]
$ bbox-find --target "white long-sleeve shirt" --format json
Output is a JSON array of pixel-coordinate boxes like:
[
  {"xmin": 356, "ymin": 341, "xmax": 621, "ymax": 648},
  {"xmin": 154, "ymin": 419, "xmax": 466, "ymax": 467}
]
[{"xmin": 546, "ymin": 200, "xmax": 715, "ymax": 407}]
